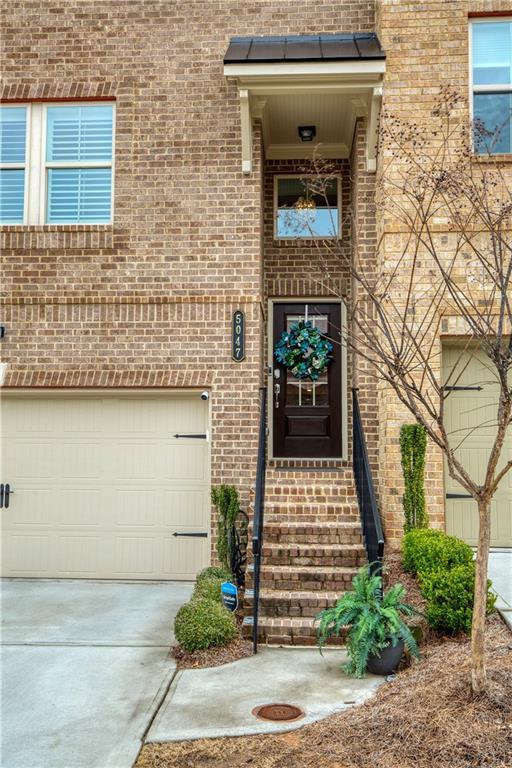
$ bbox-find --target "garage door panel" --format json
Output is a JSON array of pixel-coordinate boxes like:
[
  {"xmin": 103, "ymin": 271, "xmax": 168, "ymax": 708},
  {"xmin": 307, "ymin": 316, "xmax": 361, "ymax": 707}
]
[
  {"xmin": 114, "ymin": 442, "xmax": 169, "ymax": 480},
  {"xmin": 2, "ymin": 488, "xmax": 53, "ymax": 527},
  {"xmin": 4, "ymin": 535, "xmax": 51, "ymax": 574},
  {"xmin": 162, "ymin": 535, "xmax": 209, "ymax": 579},
  {"xmin": 163, "ymin": 489, "xmax": 209, "ymax": 529},
  {"xmin": 114, "ymin": 489, "xmax": 159, "ymax": 527},
  {"xmin": 56, "ymin": 535, "xmax": 99, "ymax": 574},
  {"xmin": 113, "ymin": 536, "xmax": 158, "ymax": 576},
  {"xmin": 165, "ymin": 445, "xmax": 208, "ymax": 481},
  {"xmin": 1, "ymin": 393, "xmax": 210, "ymax": 579}
]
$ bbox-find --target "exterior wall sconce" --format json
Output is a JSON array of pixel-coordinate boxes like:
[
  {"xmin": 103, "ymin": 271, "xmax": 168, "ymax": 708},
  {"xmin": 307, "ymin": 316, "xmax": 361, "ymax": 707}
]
[
  {"xmin": 0, "ymin": 326, "xmax": 5, "ymax": 339},
  {"xmin": 298, "ymin": 125, "xmax": 316, "ymax": 142}
]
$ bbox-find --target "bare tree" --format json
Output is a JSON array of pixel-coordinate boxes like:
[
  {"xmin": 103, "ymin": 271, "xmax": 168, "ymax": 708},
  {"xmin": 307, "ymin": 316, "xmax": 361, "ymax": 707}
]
[{"xmin": 297, "ymin": 90, "xmax": 511, "ymax": 694}]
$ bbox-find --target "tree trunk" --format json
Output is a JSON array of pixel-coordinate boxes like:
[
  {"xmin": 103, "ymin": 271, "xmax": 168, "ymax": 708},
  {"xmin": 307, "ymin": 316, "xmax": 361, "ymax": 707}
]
[{"xmin": 471, "ymin": 497, "xmax": 491, "ymax": 694}]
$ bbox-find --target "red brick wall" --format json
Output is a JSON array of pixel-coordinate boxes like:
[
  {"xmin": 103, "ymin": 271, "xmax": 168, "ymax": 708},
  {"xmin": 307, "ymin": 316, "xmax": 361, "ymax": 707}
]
[{"xmin": 1, "ymin": 0, "xmax": 377, "ymax": 554}]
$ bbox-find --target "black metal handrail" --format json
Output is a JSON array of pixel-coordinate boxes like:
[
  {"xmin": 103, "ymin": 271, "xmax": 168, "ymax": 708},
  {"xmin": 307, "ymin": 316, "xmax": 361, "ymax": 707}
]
[
  {"xmin": 252, "ymin": 386, "xmax": 267, "ymax": 654},
  {"xmin": 352, "ymin": 388, "xmax": 384, "ymax": 573}
]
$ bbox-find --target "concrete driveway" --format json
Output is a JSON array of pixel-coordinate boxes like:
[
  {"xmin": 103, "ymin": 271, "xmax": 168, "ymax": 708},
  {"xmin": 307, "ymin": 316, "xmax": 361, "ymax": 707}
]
[{"xmin": 1, "ymin": 579, "xmax": 192, "ymax": 768}]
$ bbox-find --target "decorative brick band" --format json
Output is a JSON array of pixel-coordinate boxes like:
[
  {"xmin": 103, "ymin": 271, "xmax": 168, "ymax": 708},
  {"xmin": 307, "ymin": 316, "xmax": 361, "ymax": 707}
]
[
  {"xmin": 0, "ymin": 81, "xmax": 117, "ymax": 102},
  {"xmin": 2, "ymin": 368, "xmax": 215, "ymax": 389},
  {"xmin": 0, "ymin": 226, "xmax": 114, "ymax": 252}
]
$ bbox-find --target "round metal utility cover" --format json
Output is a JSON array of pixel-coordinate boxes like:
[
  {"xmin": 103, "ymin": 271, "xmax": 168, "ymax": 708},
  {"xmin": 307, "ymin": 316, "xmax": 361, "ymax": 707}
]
[{"xmin": 252, "ymin": 703, "xmax": 305, "ymax": 722}]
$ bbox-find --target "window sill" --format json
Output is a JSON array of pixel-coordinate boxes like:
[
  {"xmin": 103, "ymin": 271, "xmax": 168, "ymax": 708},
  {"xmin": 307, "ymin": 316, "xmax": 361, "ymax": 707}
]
[{"xmin": 472, "ymin": 153, "xmax": 512, "ymax": 164}]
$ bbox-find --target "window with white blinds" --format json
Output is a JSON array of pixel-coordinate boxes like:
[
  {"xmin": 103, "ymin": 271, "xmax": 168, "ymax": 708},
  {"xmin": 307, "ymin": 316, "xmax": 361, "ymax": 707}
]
[
  {"xmin": 0, "ymin": 107, "xmax": 27, "ymax": 224},
  {"xmin": 471, "ymin": 20, "xmax": 512, "ymax": 153},
  {"xmin": 46, "ymin": 105, "xmax": 113, "ymax": 223},
  {"xmin": 0, "ymin": 102, "xmax": 114, "ymax": 225}
]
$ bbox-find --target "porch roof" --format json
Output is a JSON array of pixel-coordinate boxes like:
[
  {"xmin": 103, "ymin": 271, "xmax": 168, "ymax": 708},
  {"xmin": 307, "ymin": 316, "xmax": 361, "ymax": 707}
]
[{"xmin": 223, "ymin": 34, "xmax": 385, "ymax": 64}]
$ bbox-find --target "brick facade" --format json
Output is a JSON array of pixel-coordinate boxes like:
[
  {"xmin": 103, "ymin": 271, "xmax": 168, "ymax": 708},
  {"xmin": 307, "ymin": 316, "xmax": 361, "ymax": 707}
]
[{"xmin": 2, "ymin": 0, "xmax": 505, "ymax": 571}]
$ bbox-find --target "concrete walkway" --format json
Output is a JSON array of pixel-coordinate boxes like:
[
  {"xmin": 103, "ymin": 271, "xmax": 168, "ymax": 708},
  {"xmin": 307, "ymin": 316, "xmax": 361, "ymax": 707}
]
[
  {"xmin": 1, "ymin": 579, "xmax": 192, "ymax": 768},
  {"xmin": 489, "ymin": 551, "xmax": 512, "ymax": 630},
  {"xmin": 147, "ymin": 647, "xmax": 383, "ymax": 743}
]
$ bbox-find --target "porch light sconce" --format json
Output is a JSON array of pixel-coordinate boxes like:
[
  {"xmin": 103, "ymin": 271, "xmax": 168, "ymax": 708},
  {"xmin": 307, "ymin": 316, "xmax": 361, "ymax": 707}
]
[
  {"xmin": 298, "ymin": 125, "xmax": 316, "ymax": 142},
  {"xmin": 0, "ymin": 326, "xmax": 4, "ymax": 339}
]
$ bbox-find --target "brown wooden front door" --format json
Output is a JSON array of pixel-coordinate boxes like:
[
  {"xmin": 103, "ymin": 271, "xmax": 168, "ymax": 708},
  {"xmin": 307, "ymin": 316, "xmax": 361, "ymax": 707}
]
[{"xmin": 272, "ymin": 302, "xmax": 342, "ymax": 458}]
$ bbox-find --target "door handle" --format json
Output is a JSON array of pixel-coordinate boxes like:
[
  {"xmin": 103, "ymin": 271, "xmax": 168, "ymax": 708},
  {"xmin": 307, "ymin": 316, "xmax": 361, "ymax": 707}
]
[
  {"xmin": 0, "ymin": 484, "xmax": 12, "ymax": 509},
  {"xmin": 173, "ymin": 433, "xmax": 208, "ymax": 439},
  {"xmin": 172, "ymin": 532, "xmax": 208, "ymax": 538}
]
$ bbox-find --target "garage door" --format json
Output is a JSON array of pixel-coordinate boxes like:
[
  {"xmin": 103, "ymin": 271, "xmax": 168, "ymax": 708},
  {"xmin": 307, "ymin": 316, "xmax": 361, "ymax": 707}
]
[
  {"xmin": 443, "ymin": 347, "xmax": 511, "ymax": 547},
  {"xmin": 0, "ymin": 392, "xmax": 210, "ymax": 579}
]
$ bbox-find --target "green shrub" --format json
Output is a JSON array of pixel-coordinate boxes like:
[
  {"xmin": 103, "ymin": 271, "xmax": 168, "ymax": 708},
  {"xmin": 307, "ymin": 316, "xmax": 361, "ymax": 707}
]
[
  {"xmin": 402, "ymin": 529, "xmax": 473, "ymax": 576},
  {"xmin": 211, "ymin": 485, "xmax": 240, "ymax": 571},
  {"xmin": 174, "ymin": 598, "xmax": 236, "ymax": 651},
  {"xmin": 419, "ymin": 564, "xmax": 496, "ymax": 635},
  {"xmin": 400, "ymin": 423, "xmax": 428, "ymax": 532},
  {"xmin": 196, "ymin": 566, "xmax": 232, "ymax": 584},
  {"xmin": 193, "ymin": 575, "xmax": 224, "ymax": 603}
]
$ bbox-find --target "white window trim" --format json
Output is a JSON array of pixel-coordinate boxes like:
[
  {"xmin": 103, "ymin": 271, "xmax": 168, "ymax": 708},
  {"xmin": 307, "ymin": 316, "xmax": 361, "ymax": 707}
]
[
  {"xmin": 273, "ymin": 174, "xmax": 342, "ymax": 240},
  {"xmin": 469, "ymin": 17, "xmax": 512, "ymax": 153},
  {"xmin": 1, "ymin": 100, "xmax": 115, "ymax": 226}
]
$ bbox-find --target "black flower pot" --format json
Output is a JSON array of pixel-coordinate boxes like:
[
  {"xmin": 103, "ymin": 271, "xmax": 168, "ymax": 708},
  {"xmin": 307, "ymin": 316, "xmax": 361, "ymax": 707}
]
[{"xmin": 366, "ymin": 639, "xmax": 404, "ymax": 676}]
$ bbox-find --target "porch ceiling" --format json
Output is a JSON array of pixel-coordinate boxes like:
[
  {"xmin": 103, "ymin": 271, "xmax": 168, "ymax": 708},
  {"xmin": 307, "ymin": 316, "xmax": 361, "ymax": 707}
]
[{"xmin": 223, "ymin": 33, "xmax": 385, "ymax": 173}]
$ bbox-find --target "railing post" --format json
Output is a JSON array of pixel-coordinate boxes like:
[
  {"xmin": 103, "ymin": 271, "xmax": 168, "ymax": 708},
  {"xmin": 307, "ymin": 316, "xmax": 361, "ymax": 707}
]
[
  {"xmin": 252, "ymin": 386, "xmax": 267, "ymax": 654},
  {"xmin": 352, "ymin": 388, "xmax": 385, "ymax": 572}
]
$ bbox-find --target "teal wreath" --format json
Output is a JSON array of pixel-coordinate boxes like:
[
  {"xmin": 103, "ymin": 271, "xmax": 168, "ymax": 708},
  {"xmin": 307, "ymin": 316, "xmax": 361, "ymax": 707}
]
[{"xmin": 274, "ymin": 320, "xmax": 333, "ymax": 381}]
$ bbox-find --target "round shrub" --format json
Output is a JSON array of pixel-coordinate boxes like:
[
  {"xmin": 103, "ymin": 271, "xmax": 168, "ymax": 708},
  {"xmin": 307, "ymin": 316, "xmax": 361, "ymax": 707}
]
[
  {"xmin": 174, "ymin": 598, "xmax": 237, "ymax": 651},
  {"xmin": 193, "ymin": 575, "xmax": 224, "ymax": 603},
  {"xmin": 402, "ymin": 529, "xmax": 473, "ymax": 576},
  {"xmin": 419, "ymin": 564, "xmax": 496, "ymax": 635},
  {"xmin": 196, "ymin": 566, "xmax": 232, "ymax": 584}
]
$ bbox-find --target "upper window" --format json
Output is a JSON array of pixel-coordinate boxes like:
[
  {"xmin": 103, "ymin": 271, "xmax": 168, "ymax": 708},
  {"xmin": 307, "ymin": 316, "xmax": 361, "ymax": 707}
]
[
  {"xmin": 0, "ymin": 102, "xmax": 114, "ymax": 225},
  {"xmin": 275, "ymin": 176, "xmax": 340, "ymax": 239},
  {"xmin": 0, "ymin": 107, "xmax": 27, "ymax": 223},
  {"xmin": 471, "ymin": 20, "xmax": 512, "ymax": 153}
]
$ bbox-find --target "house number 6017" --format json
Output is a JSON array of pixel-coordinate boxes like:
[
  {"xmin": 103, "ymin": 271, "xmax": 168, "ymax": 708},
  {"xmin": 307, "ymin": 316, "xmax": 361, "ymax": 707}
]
[{"xmin": 232, "ymin": 310, "xmax": 245, "ymax": 362}]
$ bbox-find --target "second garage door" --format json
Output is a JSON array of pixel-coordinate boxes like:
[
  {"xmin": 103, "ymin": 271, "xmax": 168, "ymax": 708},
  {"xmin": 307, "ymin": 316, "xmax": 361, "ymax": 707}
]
[
  {"xmin": 443, "ymin": 346, "xmax": 512, "ymax": 548},
  {"xmin": 1, "ymin": 391, "xmax": 210, "ymax": 579}
]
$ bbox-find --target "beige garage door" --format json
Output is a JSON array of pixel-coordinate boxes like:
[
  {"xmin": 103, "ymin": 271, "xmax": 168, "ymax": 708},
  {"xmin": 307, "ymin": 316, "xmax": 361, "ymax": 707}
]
[
  {"xmin": 0, "ymin": 392, "xmax": 210, "ymax": 579},
  {"xmin": 443, "ymin": 346, "xmax": 511, "ymax": 548}
]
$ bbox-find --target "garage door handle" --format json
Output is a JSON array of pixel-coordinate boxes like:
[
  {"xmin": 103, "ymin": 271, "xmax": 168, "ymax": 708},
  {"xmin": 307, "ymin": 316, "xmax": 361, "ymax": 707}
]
[
  {"xmin": 172, "ymin": 532, "xmax": 208, "ymax": 538},
  {"xmin": 446, "ymin": 493, "xmax": 472, "ymax": 499},
  {"xmin": 173, "ymin": 433, "xmax": 207, "ymax": 439},
  {"xmin": 0, "ymin": 483, "xmax": 12, "ymax": 509}
]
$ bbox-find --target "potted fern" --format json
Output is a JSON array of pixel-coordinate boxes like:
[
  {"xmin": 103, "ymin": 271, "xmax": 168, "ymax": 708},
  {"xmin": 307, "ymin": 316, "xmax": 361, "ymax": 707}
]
[{"xmin": 316, "ymin": 564, "xmax": 419, "ymax": 677}]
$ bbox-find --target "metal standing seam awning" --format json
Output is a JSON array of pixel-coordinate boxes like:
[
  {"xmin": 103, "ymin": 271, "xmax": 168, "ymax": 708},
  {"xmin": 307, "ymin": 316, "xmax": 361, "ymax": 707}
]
[{"xmin": 223, "ymin": 33, "xmax": 386, "ymax": 173}]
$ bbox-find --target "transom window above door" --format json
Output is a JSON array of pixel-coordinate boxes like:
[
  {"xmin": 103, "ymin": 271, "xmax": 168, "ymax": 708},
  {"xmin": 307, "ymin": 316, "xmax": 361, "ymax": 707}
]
[
  {"xmin": 0, "ymin": 102, "xmax": 114, "ymax": 225},
  {"xmin": 471, "ymin": 19, "xmax": 512, "ymax": 153},
  {"xmin": 275, "ymin": 176, "xmax": 340, "ymax": 239}
]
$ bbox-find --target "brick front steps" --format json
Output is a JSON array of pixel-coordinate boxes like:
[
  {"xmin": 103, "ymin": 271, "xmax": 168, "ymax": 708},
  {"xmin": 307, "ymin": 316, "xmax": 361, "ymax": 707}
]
[{"xmin": 243, "ymin": 468, "xmax": 366, "ymax": 646}]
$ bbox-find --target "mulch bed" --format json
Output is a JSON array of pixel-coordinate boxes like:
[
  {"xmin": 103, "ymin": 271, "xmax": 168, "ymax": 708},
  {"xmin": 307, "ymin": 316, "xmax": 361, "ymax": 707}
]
[{"xmin": 137, "ymin": 556, "xmax": 512, "ymax": 768}]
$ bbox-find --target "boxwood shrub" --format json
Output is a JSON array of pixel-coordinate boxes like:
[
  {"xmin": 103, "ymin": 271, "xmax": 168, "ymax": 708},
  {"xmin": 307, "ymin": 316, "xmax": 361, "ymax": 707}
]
[
  {"xmin": 193, "ymin": 575, "xmax": 224, "ymax": 603},
  {"xmin": 419, "ymin": 564, "xmax": 496, "ymax": 635},
  {"xmin": 402, "ymin": 529, "xmax": 473, "ymax": 576},
  {"xmin": 174, "ymin": 598, "xmax": 236, "ymax": 651},
  {"xmin": 196, "ymin": 566, "xmax": 232, "ymax": 584}
]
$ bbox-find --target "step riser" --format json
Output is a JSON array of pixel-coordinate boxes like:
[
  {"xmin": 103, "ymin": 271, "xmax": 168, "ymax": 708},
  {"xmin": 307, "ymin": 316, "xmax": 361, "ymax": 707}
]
[
  {"xmin": 264, "ymin": 532, "xmax": 362, "ymax": 545},
  {"xmin": 261, "ymin": 551, "xmax": 366, "ymax": 568},
  {"xmin": 258, "ymin": 574, "xmax": 354, "ymax": 591},
  {"xmin": 242, "ymin": 623, "xmax": 346, "ymax": 646},
  {"xmin": 246, "ymin": 598, "xmax": 340, "ymax": 618}
]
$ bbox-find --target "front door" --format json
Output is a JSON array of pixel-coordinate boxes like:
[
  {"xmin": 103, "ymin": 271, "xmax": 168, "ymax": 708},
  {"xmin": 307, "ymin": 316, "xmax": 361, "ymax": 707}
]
[{"xmin": 272, "ymin": 302, "xmax": 342, "ymax": 458}]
